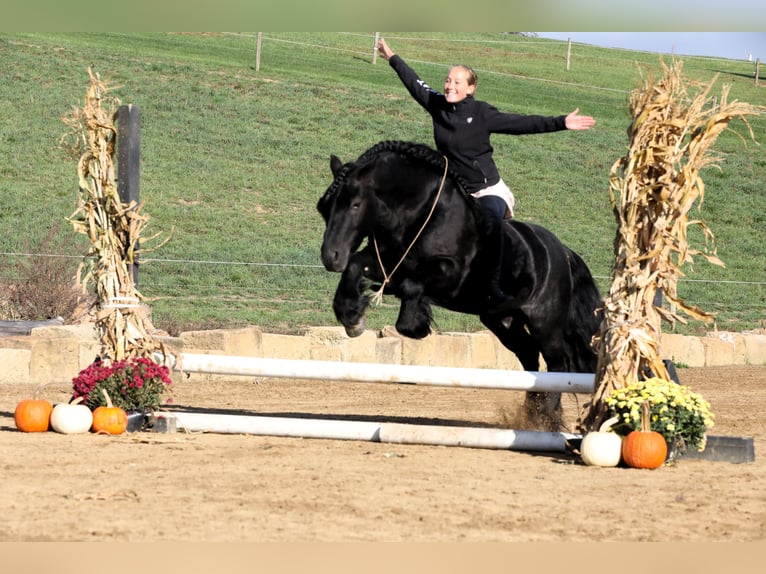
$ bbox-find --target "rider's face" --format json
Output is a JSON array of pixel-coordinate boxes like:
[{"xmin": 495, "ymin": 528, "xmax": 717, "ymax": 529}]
[{"xmin": 444, "ymin": 67, "xmax": 475, "ymax": 103}]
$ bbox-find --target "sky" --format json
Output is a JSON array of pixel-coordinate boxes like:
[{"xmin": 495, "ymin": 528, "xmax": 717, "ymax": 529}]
[{"xmin": 535, "ymin": 32, "xmax": 766, "ymax": 62}]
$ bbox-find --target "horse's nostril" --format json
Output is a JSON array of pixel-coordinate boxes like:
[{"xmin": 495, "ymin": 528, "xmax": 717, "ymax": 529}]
[{"xmin": 321, "ymin": 248, "xmax": 347, "ymax": 273}]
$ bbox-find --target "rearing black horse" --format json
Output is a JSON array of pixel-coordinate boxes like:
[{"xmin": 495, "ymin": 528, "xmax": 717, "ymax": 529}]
[{"xmin": 317, "ymin": 141, "xmax": 602, "ymax": 426}]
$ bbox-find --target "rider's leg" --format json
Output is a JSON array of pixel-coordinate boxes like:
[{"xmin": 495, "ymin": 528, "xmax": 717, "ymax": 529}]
[{"xmin": 477, "ymin": 195, "xmax": 515, "ymax": 314}]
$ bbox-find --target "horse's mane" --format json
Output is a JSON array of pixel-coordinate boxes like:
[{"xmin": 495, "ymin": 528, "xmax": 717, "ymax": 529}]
[
  {"xmin": 320, "ymin": 141, "xmax": 471, "ymax": 219},
  {"xmin": 356, "ymin": 140, "xmax": 471, "ymax": 193}
]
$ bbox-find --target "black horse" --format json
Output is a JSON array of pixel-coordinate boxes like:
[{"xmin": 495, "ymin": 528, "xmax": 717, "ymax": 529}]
[{"xmin": 317, "ymin": 141, "xmax": 602, "ymax": 426}]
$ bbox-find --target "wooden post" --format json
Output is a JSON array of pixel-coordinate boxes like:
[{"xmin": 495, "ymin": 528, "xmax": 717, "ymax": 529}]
[
  {"xmin": 116, "ymin": 104, "xmax": 140, "ymax": 287},
  {"xmin": 566, "ymin": 37, "xmax": 571, "ymax": 71},
  {"xmin": 256, "ymin": 32, "xmax": 262, "ymax": 72},
  {"xmin": 756, "ymin": 59, "xmax": 760, "ymax": 86},
  {"xmin": 373, "ymin": 32, "xmax": 379, "ymax": 64}
]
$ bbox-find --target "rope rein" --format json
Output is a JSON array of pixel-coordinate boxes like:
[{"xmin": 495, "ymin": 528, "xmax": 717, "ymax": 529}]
[{"xmin": 370, "ymin": 156, "xmax": 449, "ymax": 306}]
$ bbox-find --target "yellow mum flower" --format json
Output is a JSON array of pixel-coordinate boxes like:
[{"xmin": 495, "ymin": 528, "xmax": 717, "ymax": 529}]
[{"xmin": 605, "ymin": 377, "xmax": 714, "ymax": 452}]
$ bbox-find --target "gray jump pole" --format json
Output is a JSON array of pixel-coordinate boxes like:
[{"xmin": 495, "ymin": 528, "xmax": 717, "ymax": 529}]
[
  {"xmin": 162, "ymin": 410, "xmax": 579, "ymax": 452},
  {"xmin": 162, "ymin": 352, "xmax": 595, "ymax": 394}
]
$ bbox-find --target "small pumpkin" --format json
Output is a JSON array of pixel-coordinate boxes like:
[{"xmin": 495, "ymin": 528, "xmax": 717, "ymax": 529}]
[
  {"xmin": 581, "ymin": 416, "xmax": 623, "ymax": 467},
  {"xmin": 14, "ymin": 384, "xmax": 53, "ymax": 432},
  {"xmin": 91, "ymin": 389, "xmax": 128, "ymax": 435},
  {"xmin": 622, "ymin": 401, "xmax": 668, "ymax": 469},
  {"xmin": 50, "ymin": 397, "xmax": 94, "ymax": 434}
]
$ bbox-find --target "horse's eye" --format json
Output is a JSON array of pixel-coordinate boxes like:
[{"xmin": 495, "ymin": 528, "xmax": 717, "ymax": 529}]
[{"xmin": 350, "ymin": 201, "xmax": 361, "ymax": 210}]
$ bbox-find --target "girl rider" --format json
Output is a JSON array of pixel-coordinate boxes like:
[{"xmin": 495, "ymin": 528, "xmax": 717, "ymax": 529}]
[{"xmin": 376, "ymin": 38, "xmax": 595, "ymax": 313}]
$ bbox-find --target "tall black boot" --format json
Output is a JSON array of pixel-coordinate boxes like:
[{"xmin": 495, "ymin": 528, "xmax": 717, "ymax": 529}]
[
  {"xmin": 480, "ymin": 197, "xmax": 515, "ymax": 314},
  {"xmin": 486, "ymin": 234, "xmax": 516, "ymax": 314}
]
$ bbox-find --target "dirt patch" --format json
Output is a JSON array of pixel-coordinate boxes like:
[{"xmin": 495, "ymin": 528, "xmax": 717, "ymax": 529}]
[{"xmin": 1, "ymin": 365, "xmax": 763, "ymax": 541}]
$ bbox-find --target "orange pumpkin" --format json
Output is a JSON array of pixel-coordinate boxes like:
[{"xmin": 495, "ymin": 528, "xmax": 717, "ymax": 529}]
[
  {"xmin": 14, "ymin": 384, "xmax": 53, "ymax": 432},
  {"xmin": 622, "ymin": 401, "xmax": 667, "ymax": 469},
  {"xmin": 91, "ymin": 389, "xmax": 128, "ymax": 435}
]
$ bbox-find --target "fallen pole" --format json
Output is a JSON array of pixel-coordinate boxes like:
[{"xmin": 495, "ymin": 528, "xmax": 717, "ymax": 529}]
[
  {"xmin": 163, "ymin": 411, "xmax": 579, "ymax": 452},
  {"xmin": 162, "ymin": 353, "xmax": 595, "ymax": 394}
]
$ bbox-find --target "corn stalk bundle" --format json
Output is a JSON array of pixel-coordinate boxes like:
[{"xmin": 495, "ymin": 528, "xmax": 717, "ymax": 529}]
[
  {"xmin": 63, "ymin": 68, "xmax": 168, "ymax": 364},
  {"xmin": 579, "ymin": 58, "xmax": 763, "ymax": 432}
]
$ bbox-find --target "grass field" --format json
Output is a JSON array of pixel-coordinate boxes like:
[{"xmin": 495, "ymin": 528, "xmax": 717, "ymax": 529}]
[{"xmin": 0, "ymin": 32, "xmax": 764, "ymax": 335}]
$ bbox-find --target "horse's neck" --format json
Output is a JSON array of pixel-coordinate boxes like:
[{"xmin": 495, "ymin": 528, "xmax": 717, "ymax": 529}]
[
  {"xmin": 375, "ymin": 185, "xmax": 440, "ymax": 239},
  {"xmin": 373, "ymin": 184, "xmax": 479, "ymax": 261},
  {"xmin": 368, "ymin": 153, "xmax": 479, "ymax": 246}
]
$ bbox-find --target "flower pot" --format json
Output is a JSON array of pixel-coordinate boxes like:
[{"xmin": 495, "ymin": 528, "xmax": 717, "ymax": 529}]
[
  {"xmin": 126, "ymin": 411, "xmax": 148, "ymax": 432},
  {"xmin": 665, "ymin": 435, "xmax": 687, "ymax": 463}
]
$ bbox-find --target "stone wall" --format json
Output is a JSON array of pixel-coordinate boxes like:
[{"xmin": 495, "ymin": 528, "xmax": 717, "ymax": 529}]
[{"xmin": 0, "ymin": 324, "xmax": 764, "ymax": 386}]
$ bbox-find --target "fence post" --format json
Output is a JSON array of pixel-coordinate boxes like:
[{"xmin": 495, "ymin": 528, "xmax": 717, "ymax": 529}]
[
  {"xmin": 756, "ymin": 58, "xmax": 760, "ymax": 87},
  {"xmin": 373, "ymin": 32, "xmax": 379, "ymax": 64},
  {"xmin": 566, "ymin": 37, "xmax": 571, "ymax": 71},
  {"xmin": 116, "ymin": 104, "xmax": 141, "ymax": 287},
  {"xmin": 653, "ymin": 289, "xmax": 678, "ymax": 332},
  {"xmin": 256, "ymin": 32, "xmax": 262, "ymax": 72}
]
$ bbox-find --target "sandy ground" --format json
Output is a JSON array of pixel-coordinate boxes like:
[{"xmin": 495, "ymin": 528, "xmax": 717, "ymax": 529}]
[{"xmin": 0, "ymin": 365, "xmax": 764, "ymax": 542}]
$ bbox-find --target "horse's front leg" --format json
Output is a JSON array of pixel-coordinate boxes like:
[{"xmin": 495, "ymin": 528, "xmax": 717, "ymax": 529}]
[
  {"xmin": 394, "ymin": 278, "xmax": 433, "ymax": 340},
  {"xmin": 332, "ymin": 249, "xmax": 379, "ymax": 337}
]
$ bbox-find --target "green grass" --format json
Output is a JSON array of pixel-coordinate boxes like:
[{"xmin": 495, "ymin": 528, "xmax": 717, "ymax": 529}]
[{"xmin": 0, "ymin": 32, "xmax": 764, "ymax": 335}]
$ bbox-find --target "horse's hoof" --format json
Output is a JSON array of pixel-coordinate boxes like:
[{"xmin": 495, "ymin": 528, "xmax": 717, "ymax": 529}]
[
  {"xmin": 523, "ymin": 392, "xmax": 564, "ymax": 431},
  {"xmin": 344, "ymin": 320, "xmax": 366, "ymax": 338}
]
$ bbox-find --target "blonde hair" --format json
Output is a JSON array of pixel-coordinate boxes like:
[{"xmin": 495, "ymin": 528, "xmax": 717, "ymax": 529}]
[{"xmin": 449, "ymin": 65, "xmax": 477, "ymax": 86}]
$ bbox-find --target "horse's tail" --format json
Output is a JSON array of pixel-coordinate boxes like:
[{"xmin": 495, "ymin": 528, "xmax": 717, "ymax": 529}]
[{"xmin": 566, "ymin": 249, "xmax": 604, "ymax": 372}]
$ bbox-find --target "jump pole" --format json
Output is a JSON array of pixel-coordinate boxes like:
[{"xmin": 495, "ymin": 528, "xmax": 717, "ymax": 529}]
[
  {"xmin": 159, "ymin": 410, "xmax": 580, "ymax": 452},
  {"xmin": 162, "ymin": 352, "xmax": 595, "ymax": 394}
]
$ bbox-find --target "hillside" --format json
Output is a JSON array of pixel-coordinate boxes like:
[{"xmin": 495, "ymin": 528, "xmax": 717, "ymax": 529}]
[{"xmin": 0, "ymin": 32, "xmax": 763, "ymax": 334}]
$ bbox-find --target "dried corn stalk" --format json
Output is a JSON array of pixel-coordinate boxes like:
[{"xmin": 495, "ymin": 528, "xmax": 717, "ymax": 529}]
[
  {"xmin": 579, "ymin": 59, "xmax": 763, "ymax": 432},
  {"xmin": 63, "ymin": 68, "xmax": 169, "ymax": 364}
]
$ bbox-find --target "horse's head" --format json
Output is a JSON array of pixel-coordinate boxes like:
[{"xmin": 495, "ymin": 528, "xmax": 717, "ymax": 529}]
[{"xmin": 317, "ymin": 154, "xmax": 379, "ymax": 272}]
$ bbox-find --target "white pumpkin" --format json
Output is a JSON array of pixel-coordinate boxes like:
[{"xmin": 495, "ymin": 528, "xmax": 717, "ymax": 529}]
[
  {"xmin": 581, "ymin": 416, "xmax": 623, "ymax": 467},
  {"xmin": 50, "ymin": 397, "xmax": 93, "ymax": 434}
]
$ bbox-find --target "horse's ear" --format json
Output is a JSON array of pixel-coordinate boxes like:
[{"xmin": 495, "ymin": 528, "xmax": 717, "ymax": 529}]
[{"xmin": 330, "ymin": 155, "xmax": 343, "ymax": 177}]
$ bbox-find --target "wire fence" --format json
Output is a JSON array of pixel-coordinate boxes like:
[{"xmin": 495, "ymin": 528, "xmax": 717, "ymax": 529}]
[
  {"xmin": 2, "ymin": 33, "xmax": 763, "ymax": 333},
  {"xmin": 1, "ymin": 252, "xmax": 762, "ymax": 334}
]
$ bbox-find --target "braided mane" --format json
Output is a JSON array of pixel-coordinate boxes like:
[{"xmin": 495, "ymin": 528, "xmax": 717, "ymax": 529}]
[
  {"xmin": 356, "ymin": 140, "xmax": 470, "ymax": 192},
  {"xmin": 320, "ymin": 140, "xmax": 471, "ymax": 221}
]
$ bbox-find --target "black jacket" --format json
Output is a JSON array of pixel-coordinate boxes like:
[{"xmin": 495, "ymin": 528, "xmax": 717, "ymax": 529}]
[{"xmin": 389, "ymin": 55, "xmax": 567, "ymax": 193}]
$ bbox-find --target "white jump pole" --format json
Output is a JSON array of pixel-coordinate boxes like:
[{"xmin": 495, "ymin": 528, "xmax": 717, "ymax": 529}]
[
  {"xmin": 164, "ymin": 411, "xmax": 579, "ymax": 452},
  {"xmin": 163, "ymin": 353, "xmax": 595, "ymax": 394}
]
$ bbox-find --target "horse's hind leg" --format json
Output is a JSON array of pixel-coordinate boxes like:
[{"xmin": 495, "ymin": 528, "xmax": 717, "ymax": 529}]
[
  {"xmin": 481, "ymin": 313, "xmax": 563, "ymax": 430},
  {"xmin": 332, "ymin": 251, "xmax": 378, "ymax": 337},
  {"xmin": 523, "ymin": 392, "xmax": 563, "ymax": 431},
  {"xmin": 481, "ymin": 313, "xmax": 540, "ymax": 370},
  {"xmin": 523, "ymin": 329, "xmax": 577, "ymax": 430}
]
